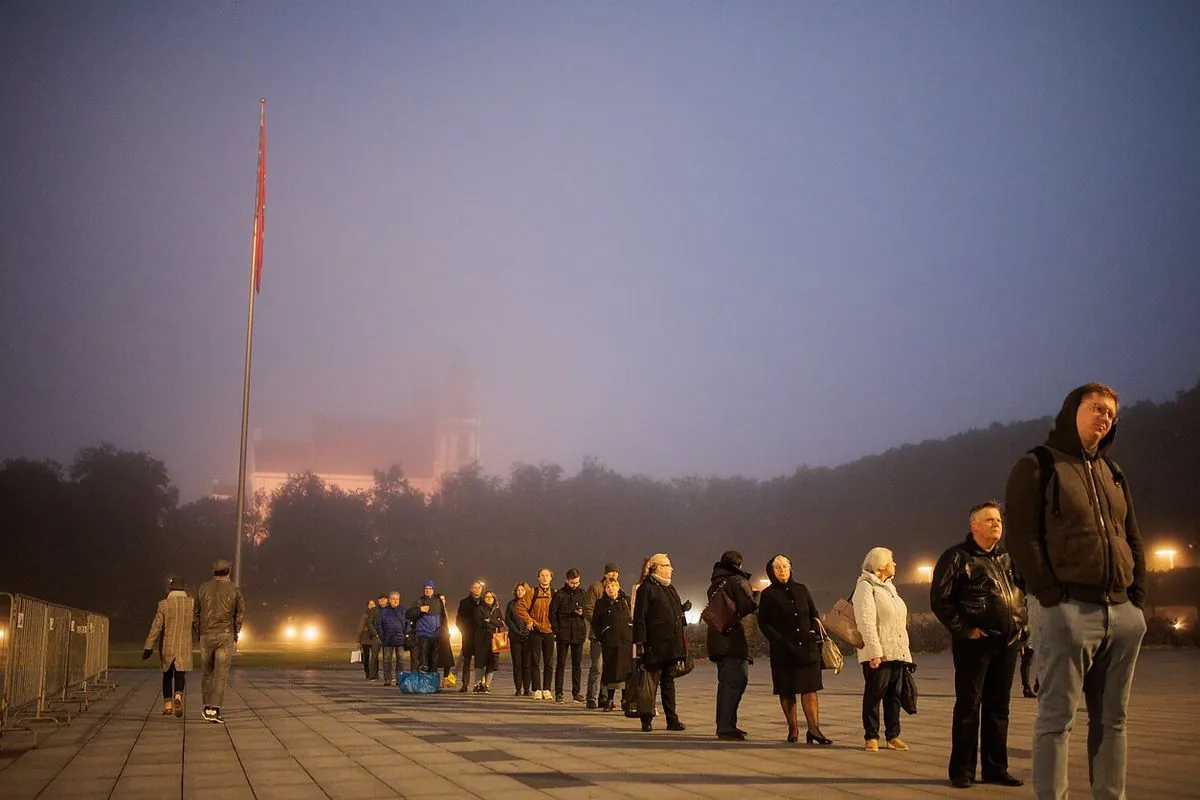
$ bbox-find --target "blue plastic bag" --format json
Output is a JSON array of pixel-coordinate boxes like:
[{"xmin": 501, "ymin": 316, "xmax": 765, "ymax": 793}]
[{"xmin": 397, "ymin": 670, "xmax": 441, "ymax": 694}]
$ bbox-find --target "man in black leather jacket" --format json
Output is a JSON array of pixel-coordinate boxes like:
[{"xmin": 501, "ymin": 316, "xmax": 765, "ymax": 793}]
[
  {"xmin": 931, "ymin": 502, "xmax": 1026, "ymax": 789},
  {"xmin": 193, "ymin": 558, "xmax": 245, "ymax": 724}
]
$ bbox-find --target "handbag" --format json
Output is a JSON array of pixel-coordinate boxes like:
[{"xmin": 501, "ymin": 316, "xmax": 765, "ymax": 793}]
[
  {"xmin": 823, "ymin": 584, "xmax": 865, "ymax": 649},
  {"xmin": 670, "ymin": 629, "xmax": 695, "ymax": 678},
  {"xmin": 700, "ymin": 579, "xmax": 738, "ymax": 634},
  {"xmin": 398, "ymin": 670, "xmax": 441, "ymax": 694},
  {"xmin": 350, "ymin": 648, "xmax": 362, "ymax": 664},
  {"xmin": 816, "ymin": 618, "xmax": 844, "ymax": 674},
  {"xmin": 632, "ymin": 662, "xmax": 660, "ymax": 716},
  {"xmin": 491, "ymin": 630, "xmax": 510, "ymax": 653}
]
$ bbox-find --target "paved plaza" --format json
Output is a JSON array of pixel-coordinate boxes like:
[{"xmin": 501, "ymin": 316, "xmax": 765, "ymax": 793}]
[{"xmin": 1, "ymin": 648, "xmax": 1197, "ymax": 799}]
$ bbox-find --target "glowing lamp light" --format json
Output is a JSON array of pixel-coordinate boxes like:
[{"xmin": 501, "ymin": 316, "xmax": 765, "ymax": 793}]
[
  {"xmin": 283, "ymin": 625, "xmax": 297, "ymax": 640},
  {"xmin": 239, "ymin": 625, "xmax": 248, "ymax": 643},
  {"xmin": 684, "ymin": 608, "xmax": 702, "ymax": 625},
  {"xmin": 0, "ymin": 628, "xmax": 6, "ymax": 640},
  {"xmin": 302, "ymin": 625, "xmax": 319, "ymax": 642},
  {"xmin": 1173, "ymin": 620, "xmax": 1185, "ymax": 632},
  {"xmin": 449, "ymin": 625, "xmax": 461, "ymax": 643},
  {"xmin": 1154, "ymin": 549, "xmax": 1178, "ymax": 570},
  {"xmin": 916, "ymin": 565, "xmax": 934, "ymax": 582}
]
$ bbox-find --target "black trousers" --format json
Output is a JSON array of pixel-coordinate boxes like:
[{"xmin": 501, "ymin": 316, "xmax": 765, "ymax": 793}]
[
  {"xmin": 640, "ymin": 662, "xmax": 679, "ymax": 725},
  {"xmin": 529, "ymin": 631, "xmax": 555, "ymax": 692},
  {"xmin": 414, "ymin": 636, "xmax": 438, "ymax": 671},
  {"xmin": 360, "ymin": 643, "xmax": 379, "ymax": 679},
  {"xmin": 510, "ymin": 636, "xmax": 532, "ymax": 692},
  {"xmin": 950, "ymin": 637, "xmax": 1020, "ymax": 782},
  {"xmin": 162, "ymin": 661, "xmax": 186, "ymax": 699},
  {"xmin": 555, "ymin": 640, "xmax": 584, "ymax": 697},
  {"xmin": 1020, "ymin": 644, "xmax": 1036, "ymax": 691},
  {"xmin": 862, "ymin": 660, "xmax": 905, "ymax": 740}
]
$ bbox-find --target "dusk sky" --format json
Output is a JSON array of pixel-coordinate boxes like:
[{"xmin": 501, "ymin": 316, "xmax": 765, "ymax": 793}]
[{"xmin": 3, "ymin": 1, "xmax": 1198, "ymax": 499}]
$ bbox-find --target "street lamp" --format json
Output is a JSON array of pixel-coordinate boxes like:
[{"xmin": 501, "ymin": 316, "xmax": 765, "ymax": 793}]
[
  {"xmin": 916, "ymin": 565, "xmax": 934, "ymax": 582},
  {"xmin": 1154, "ymin": 549, "xmax": 1178, "ymax": 570}
]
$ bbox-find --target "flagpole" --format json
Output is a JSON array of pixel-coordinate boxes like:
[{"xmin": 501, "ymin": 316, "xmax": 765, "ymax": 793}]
[{"xmin": 233, "ymin": 97, "xmax": 266, "ymax": 588}]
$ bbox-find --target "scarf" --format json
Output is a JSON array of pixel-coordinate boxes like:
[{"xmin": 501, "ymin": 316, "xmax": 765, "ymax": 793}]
[{"xmin": 648, "ymin": 571, "xmax": 671, "ymax": 588}]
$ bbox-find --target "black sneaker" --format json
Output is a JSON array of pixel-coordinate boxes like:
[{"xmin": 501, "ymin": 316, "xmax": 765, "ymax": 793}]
[
  {"xmin": 555, "ymin": 694, "xmax": 565, "ymax": 704},
  {"xmin": 586, "ymin": 698, "xmax": 597, "ymax": 709},
  {"xmin": 204, "ymin": 708, "xmax": 224, "ymax": 724}
]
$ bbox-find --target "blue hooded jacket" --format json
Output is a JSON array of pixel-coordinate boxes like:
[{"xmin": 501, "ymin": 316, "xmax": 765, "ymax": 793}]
[{"xmin": 406, "ymin": 581, "xmax": 444, "ymax": 638}]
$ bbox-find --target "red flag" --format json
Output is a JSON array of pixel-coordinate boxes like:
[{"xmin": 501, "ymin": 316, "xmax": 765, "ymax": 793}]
[{"xmin": 252, "ymin": 100, "xmax": 267, "ymax": 293}]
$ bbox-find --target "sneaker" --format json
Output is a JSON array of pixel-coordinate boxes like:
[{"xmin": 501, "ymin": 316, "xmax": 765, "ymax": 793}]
[
  {"xmin": 203, "ymin": 707, "xmax": 224, "ymax": 724},
  {"xmin": 865, "ymin": 739, "xmax": 879, "ymax": 752},
  {"xmin": 482, "ymin": 685, "xmax": 491, "ymax": 694},
  {"xmin": 572, "ymin": 694, "xmax": 585, "ymax": 703},
  {"xmin": 162, "ymin": 703, "xmax": 172, "ymax": 716},
  {"xmin": 523, "ymin": 689, "xmax": 533, "ymax": 697},
  {"xmin": 586, "ymin": 698, "xmax": 597, "ymax": 709},
  {"xmin": 515, "ymin": 689, "xmax": 523, "ymax": 696},
  {"xmin": 172, "ymin": 691, "xmax": 184, "ymax": 718},
  {"xmin": 555, "ymin": 694, "xmax": 565, "ymax": 704},
  {"xmin": 886, "ymin": 737, "xmax": 909, "ymax": 751}
]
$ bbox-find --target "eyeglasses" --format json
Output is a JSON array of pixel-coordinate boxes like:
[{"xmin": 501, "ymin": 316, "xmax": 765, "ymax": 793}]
[{"xmin": 1086, "ymin": 402, "xmax": 1118, "ymax": 423}]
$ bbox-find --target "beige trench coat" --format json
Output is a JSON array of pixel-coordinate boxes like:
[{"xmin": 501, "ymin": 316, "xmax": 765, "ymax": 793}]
[{"xmin": 144, "ymin": 590, "xmax": 195, "ymax": 671}]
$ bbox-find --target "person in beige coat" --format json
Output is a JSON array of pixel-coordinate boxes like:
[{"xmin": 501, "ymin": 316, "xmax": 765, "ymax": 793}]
[
  {"xmin": 143, "ymin": 575, "xmax": 195, "ymax": 718},
  {"xmin": 852, "ymin": 547, "xmax": 914, "ymax": 753}
]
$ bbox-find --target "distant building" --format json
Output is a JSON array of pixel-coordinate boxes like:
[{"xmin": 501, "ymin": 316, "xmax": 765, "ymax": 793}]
[{"xmin": 246, "ymin": 413, "xmax": 481, "ymax": 499}]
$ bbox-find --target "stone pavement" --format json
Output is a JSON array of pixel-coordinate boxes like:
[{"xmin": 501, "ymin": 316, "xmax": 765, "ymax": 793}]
[{"xmin": 1, "ymin": 648, "xmax": 1197, "ymax": 799}]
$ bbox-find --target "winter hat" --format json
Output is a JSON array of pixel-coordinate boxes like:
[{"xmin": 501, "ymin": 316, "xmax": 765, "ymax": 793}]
[
  {"xmin": 604, "ymin": 562, "xmax": 619, "ymax": 575},
  {"xmin": 423, "ymin": 580, "xmax": 436, "ymax": 590}
]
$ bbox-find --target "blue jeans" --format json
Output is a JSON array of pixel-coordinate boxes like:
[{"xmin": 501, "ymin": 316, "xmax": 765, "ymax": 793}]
[
  {"xmin": 1028, "ymin": 598, "xmax": 1145, "ymax": 800},
  {"xmin": 715, "ymin": 657, "xmax": 749, "ymax": 734}
]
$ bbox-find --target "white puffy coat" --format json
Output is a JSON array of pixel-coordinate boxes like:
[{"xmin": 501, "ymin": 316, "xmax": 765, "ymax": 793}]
[{"xmin": 852, "ymin": 571, "xmax": 912, "ymax": 664}]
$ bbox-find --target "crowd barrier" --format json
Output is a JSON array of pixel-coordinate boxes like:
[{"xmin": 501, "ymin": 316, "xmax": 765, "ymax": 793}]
[{"xmin": 0, "ymin": 593, "xmax": 115, "ymax": 747}]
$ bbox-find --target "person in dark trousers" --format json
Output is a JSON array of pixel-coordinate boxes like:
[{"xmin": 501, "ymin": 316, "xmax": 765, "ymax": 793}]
[
  {"xmin": 931, "ymin": 502, "xmax": 1027, "ymax": 789},
  {"xmin": 506, "ymin": 582, "xmax": 533, "ymax": 696},
  {"xmin": 527, "ymin": 569, "xmax": 556, "ymax": 699},
  {"xmin": 705, "ymin": 550, "xmax": 759, "ymax": 740},
  {"xmin": 1019, "ymin": 637, "xmax": 1038, "ymax": 698},
  {"xmin": 406, "ymin": 582, "xmax": 446, "ymax": 672},
  {"xmin": 377, "ymin": 591, "xmax": 410, "ymax": 686},
  {"xmin": 454, "ymin": 581, "xmax": 483, "ymax": 692},
  {"xmin": 583, "ymin": 562, "xmax": 620, "ymax": 708},
  {"xmin": 592, "ymin": 577, "xmax": 634, "ymax": 711},
  {"xmin": 143, "ymin": 575, "xmax": 194, "ymax": 718},
  {"xmin": 633, "ymin": 552, "xmax": 688, "ymax": 733},
  {"xmin": 551, "ymin": 568, "xmax": 588, "ymax": 703},
  {"xmin": 357, "ymin": 597, "xmax": 383, "ymax": 681},
  {"xmin": 193, "ymin": 558, "xmax": 245, "ymax": 724},
  {"xmin": 853, "ymin": 547, "xmax": 913, "ymax": 753},
  {"xmin": 757, "ymin": 554, "xmax": 830, "ymax": 745},
  {"xmin": 473, "ymin": 590, "xmax": 506, "ymax": 693},
  {"xmin": 1005, "ymin": 383, "xmax": 1147, "ymax": 800}
]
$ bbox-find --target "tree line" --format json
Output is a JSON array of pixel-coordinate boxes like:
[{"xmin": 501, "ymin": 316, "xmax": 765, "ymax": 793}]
[{"xmin": 2, "ymin": 381, "xmax": 1197, "ymax": 640}]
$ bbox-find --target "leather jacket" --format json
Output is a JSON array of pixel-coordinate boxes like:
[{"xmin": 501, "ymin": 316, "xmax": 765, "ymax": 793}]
[
  {"xmin": 193, "ymin": 576, "xmax": 245, "ymax": 638},
  {"xmin": 930, "ymin": 535, "xmax": 1026, "ymax": 644}
]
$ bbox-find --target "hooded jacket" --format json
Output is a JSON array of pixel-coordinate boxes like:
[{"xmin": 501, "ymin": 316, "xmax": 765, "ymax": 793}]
[
  {"xmin": 756, "ymin": 557, "xmax": 821, "ymax": 669},
  {"xmin": 704, "ymin": 558, "xmax": 758, "ymax": 662},
  {"xmin": 406, "ymin": 587, "xmax": 446, "ymax": 638},
  {"xmin": 930, "ymin": 535, "xmax": 1026, "ymax": 643},
  {"xmin": 1004, "ymin": 385, "xmax": 1147, "ymax": 608}
]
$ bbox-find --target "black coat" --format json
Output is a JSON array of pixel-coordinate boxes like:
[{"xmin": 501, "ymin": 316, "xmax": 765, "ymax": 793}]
[
  {"xmin": 592, "ymin": 593, "xmax": 634, "ymax": 684},
  {"xmin": 931, "ymin": 535, "xmax": 1027, "ymax": 643},
  {"xmin": 456, "ymin": 595, "xmax": 481, "ymax": 637},
  {"xmin": 473, "ymin": 601, "xmax": 505, "ymax": 666},
  {"xmin": 550, "ymin": 583, "xmax": 588, "ymax": 644},
  {"xmin": 633, "ymin": 577, "xmax": 686, "ymax": 668},
  {"xmin": 505, "ymin": 599, "xmax": 530, "ymax": 639},
  {"xmin": 757, "ymin": 579, "xmax": 822, "ymax": 669},
  {"xmin": 705, "ymin": 560, "xmax": 759, "ymax": 662}
]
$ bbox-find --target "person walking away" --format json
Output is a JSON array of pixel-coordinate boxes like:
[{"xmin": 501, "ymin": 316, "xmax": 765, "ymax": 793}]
[
  {"xmin": 757, "ymin": 554, "xmax": 830, "ymax": 745},
  {"xmin": 583, "ymin": 562, "xmax": 619, "ymax": 708},
  {"xmin": 473, "ymin": 590, "xmax": 506, "ymax": 693},
  {"xmin": 357, "ymin": 598, "xmax": 382, "ymax": 681},
  {"xmin": 632, "ymin": 553, "xmax": 687, "ymax": 733},
  {"xmin": 853, "ymin": 547, "xmax": 913, "ymax": 752},
  {"xmin": 931, "ymin": 501, "xmax": 1027, "ymax": 788},
  {"xmin": 551, "ymin": 568, "xmax": 588, "ymax": 703},
  {"xmin": 378, "ymin": 591, "xmax": 409, "ymax": 686},
  {"xmin": 705, "ymin": 550, "xmax": 759, "ymax": 741},
  {"xmin": 455, "ymin": 581, "xmax": 483, "ymax": 693},
  {"xmin": 1005, "ymin": 383, "xmax": 1147, "ymax": 800},
  {"xmin": 506, "ymin": 583, "xmax": 533, "ymax": 696},
  {"xmin": 528, "ymin": 569, "xmax": 556, "ymax": 699},
  {"xmin": 143, "ymin": 575, "xmax": 194, "ymax": 718},
  {"xmin": 192, "ymin": 558, "xmax": 245, "ymax": 724},
  {"xmin": 591, "ymin": 577, "xmax": 634, "ymax": 711}
]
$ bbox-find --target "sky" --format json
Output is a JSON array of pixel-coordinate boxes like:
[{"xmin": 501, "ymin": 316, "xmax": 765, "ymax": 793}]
[{"xmin": 2, "ymin": 1, "xmax": 1198, "ymax": 499}]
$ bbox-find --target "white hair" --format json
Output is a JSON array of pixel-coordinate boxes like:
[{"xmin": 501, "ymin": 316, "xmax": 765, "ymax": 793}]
[{"xmin": 861, "ymin": 547, "xmax": 894, "ymax": 575}]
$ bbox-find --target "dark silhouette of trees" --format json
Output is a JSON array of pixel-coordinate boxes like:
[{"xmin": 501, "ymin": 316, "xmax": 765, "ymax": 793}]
[{"xmin": 2, "ymin": 380, "xmax": 1197, "ymax": 640}]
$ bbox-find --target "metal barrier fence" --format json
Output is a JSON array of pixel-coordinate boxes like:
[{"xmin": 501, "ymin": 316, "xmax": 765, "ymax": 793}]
[{"xmin": 0, "ymin": 593, "xmax": 115, "ymax": 746}]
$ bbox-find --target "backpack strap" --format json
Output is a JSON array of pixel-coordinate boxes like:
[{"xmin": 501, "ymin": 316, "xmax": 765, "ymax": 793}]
[{"xmin": 1029, "ymin": 446, "xmax": 1061, "ymax": 584}]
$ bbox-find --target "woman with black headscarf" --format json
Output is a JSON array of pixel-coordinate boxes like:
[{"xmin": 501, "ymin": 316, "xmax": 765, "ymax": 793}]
[{"xmin": 757, "ymin": 554, "xmax": 832, "ymax": 744}]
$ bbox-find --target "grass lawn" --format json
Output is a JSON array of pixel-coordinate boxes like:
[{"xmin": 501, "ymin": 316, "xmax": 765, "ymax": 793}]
[{"xmin": 109, "ymin": 642, "xmax": 363, "ymax": 669}]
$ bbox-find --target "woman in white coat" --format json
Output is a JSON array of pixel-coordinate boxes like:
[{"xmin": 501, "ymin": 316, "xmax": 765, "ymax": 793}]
[{"xmin": 852, "ymin": 547, "xmax": 913, "ymax": 752}]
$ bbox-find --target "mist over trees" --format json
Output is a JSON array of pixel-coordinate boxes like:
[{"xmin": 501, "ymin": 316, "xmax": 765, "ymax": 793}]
[{"xmin": 2, "ymin": 381, "xmax": 1197, "ymax": 640}]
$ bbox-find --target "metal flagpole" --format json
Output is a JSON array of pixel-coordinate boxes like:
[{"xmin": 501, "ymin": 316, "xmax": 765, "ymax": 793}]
[{"xmin": 233, "ymin": 97, "xmax": 266, "ymax": 589}]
